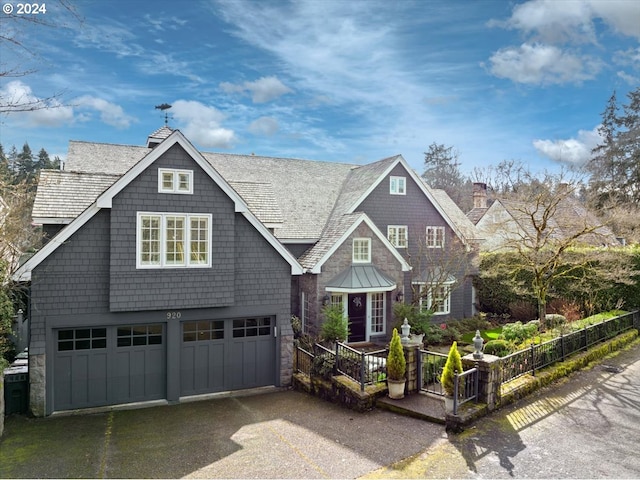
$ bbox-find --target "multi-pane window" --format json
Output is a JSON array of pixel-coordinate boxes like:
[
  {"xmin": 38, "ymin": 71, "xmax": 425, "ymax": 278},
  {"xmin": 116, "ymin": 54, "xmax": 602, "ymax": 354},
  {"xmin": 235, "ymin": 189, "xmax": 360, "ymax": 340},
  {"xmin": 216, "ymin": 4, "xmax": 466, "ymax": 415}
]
[
  {"xmin": 370, "ymin": 292, "xmax": 385, "ymax": 334},
  {"xmin": 330, "ymin": 294, "xmax": 344, "ymax": 308},
  {"xmin": 182, "ymin": 321, "xmax": 224, "ymax": 342},
  {"xmin": 430, "ymin": 285, "xmax": 451, "ymax": 314},
  {"xmin": 426, "ymin": 226, "xmax": 445, "ymax": 248},
  {"xmin": 58, "ymin": 328, "xmax": 106, "ymax": 351},
  {"xmin": 232, "ymin": 317, "xmax": 272, "ymax": 338},
  {"xmin": 117, "ymin": 325, "xmax": 163, "ymax": 347},
  {"xmin": 137, "ymin": 212, "xmax": 211, "ymax": 268},
  {"xmin": 158, "ymin": 168, "xmax": 193, "ymax": 194},
  {"xmin": 388, "ymin": 225, "xmax": 408, "ymax": 248},
  {"xmin": 418, "ymin": 283, "xmax": 452, "ymax": 315},
  {"xmin": 353, "ymin": 238, "xmax": 371, "ymax": 263},
  {"xmin": 390, "ymin": 176, "xmax": 406, "ymax": 195}
]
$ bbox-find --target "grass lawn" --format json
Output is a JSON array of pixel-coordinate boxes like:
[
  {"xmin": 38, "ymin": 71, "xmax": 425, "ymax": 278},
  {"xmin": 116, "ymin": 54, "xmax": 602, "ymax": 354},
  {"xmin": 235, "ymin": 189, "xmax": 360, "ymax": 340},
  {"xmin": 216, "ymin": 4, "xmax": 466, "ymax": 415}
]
[{"xmin": 461, "ymin": 327, "xmax": 502, "ymax": 344}]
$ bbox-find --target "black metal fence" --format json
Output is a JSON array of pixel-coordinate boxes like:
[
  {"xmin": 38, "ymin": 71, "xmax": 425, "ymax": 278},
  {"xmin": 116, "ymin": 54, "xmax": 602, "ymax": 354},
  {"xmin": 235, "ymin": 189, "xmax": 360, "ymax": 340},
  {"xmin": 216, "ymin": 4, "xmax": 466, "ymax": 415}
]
[
  {"xmin": 418, "ymin": 349, "xmax": 448, "ymax": 395},
  {"xmin": 500, "ymin": 310, "xmax": 638, "ymax": 385},
  {"xmin": 293, "ymin": 341, "xmax": 388, "ymax": 391},
  {"xmin": 453, "ymin": 367, "xmax": 479, "ymax": 415}
]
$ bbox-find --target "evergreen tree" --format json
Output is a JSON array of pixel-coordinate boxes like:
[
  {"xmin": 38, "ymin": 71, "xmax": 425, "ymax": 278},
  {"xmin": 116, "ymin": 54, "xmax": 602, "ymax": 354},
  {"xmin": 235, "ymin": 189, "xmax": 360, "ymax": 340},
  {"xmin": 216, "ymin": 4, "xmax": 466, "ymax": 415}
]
[
  {"xmin": 15, "ymin": 143, "xmax": 36, "ymax": 184},
  {"xmin": 422, "ymin": 142, "xmax": 472, "ymax": 211}
]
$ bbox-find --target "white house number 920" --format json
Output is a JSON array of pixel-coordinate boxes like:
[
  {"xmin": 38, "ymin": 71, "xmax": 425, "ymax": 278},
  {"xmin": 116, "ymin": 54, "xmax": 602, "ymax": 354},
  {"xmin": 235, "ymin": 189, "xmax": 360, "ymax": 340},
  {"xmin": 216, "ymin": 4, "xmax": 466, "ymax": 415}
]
[{"xmin": 167, "ymin": 311, "xmax": 182, "ymax": 319}]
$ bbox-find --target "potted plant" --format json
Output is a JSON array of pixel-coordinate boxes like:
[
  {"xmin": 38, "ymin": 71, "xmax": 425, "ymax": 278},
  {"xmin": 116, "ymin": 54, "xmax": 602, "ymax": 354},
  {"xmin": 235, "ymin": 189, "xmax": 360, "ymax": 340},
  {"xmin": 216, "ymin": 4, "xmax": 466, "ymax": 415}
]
[
  {"xmin": 440, "ymin": 341, "xmax": 463, "ymax": 412},
  {"xmin": 386, "ymin": 328, "xmax": 406, "ymax": 399}
]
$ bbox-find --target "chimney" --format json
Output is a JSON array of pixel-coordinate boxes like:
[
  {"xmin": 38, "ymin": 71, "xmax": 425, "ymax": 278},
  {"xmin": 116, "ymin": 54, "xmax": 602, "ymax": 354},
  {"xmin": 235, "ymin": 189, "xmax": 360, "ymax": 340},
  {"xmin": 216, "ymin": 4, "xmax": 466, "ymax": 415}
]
[{"xmin": 473, "ymin": 182, "xmax": 487, "ymax": 209}]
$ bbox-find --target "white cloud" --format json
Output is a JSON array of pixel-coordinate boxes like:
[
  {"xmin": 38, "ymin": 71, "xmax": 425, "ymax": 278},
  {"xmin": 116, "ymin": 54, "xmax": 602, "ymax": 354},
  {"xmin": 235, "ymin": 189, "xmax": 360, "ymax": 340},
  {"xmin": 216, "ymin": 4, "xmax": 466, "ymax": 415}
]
[
  {"xmin": 220, "ymin": 76, "xmax": 293, "ymax": 103},
  {"xmin": 533, "ymin": 126, "xmax": 602, "ymax": 165},
  {"xmin": 171, "ymin": 100, "xmax": 236, "ymax": 148},
  {"xmin": 75, "ymin": 96, "xmax": 135, "ymax": 129},
  {"xmin": 496, "ymin": 0, "xmax": 640, "ymax": 43},
  {"xmin": 248, "ymin": 117, "xmax": 279, "ymax": 136},
  {"xmin": 0, "ymin": 80, "xmax": 73, "ymax": 126},
  {"xmin": 488, "ymin": 43, "xmax": 601, "ymax": 85}
]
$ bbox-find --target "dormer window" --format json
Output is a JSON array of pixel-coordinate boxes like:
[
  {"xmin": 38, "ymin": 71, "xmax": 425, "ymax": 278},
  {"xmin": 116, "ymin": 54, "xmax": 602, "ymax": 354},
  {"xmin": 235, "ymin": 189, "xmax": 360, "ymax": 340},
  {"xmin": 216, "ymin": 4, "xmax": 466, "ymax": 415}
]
[
  {"xmin": 159, "ymin": 168, "xmax": 193, "ymax": 194},
  {"xmin": 390, "ymin": 176, "xmax": 406, "ymax": 195}
]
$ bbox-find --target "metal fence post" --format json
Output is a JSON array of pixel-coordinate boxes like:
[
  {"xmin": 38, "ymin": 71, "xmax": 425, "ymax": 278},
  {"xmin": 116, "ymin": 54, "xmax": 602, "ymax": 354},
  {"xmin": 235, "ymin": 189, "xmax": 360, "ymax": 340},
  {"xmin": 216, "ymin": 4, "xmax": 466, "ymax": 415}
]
[
  {"xmin": 417, "ymin": 348, "xmax": 423, "ymax": 390},
  {"xmin": 360, "ymin": 351, "xmax": 365, "ymax": 392},
  {"xmin": 530, "ymin": 343, "xmax": 536, "ymax": 377},
  {"xmin": 560, "ymin": 332, "xmax": 565, "ymax": 361}
]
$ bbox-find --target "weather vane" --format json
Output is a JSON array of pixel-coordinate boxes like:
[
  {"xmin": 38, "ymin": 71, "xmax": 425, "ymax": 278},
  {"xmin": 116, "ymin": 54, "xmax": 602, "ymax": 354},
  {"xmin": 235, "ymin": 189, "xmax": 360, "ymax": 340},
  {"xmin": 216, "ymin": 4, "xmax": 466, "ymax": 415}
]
[{"xmin": 155, "ymin": 103, "xmax": 172, "ymax": 126}]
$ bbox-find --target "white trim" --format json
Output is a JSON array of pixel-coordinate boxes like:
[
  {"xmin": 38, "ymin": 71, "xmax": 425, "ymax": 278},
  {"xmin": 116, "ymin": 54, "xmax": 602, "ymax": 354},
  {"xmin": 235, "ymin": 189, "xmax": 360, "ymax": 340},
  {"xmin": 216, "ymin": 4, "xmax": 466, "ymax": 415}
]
[
  {"xmin": 309, "ymin": 213, "xmax": 411, "ymax": 274},
  {"xmin": 426, "ymin": 226, "xmax": 445, "ymax": 248},
  {"xmin": 325, "ymin": 285, "xmax": 396, "ymax": 293},
  {"xmin": 412, "ymin": 280, "xmax": 454, "ymax": 315},
  {"xmin": 346, "ymin": 155, "xmax": 469, "ymax": 245},
  {"xmin": 135, "ymin": 212, "xmax": 212, "ymax": 269},
  {"xmin": 158, "ymin": 168, "xmax": 193, "ymax": 194},
  {"xmin": 389, "ymin": 176, "xmax": 406, "ymax": 195},
  {"xmin": 12, "ymin": 130, "xmax": 304, "ymax": 281},
  {"xmin": 32, "ymin": 217, "xmax": 74, "ymax": 225},
  {"xmin": 368, "ymin": 291, "xmax": 386, "ymax": 336},
  {"xmin": 352, "ymin": 237, "xmax": 371, "ymax": 263},
  {"xmin": 387, "ymin": 225, "xmax": 408, "ymax": 248}
]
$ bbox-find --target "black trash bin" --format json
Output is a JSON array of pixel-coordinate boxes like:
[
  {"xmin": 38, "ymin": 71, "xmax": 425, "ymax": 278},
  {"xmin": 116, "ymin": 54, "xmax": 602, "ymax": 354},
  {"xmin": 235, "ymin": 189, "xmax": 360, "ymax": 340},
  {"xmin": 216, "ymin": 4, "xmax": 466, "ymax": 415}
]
[{"xmin": 4, "ymin": 365, "xmax": 28, "ymax": 415}]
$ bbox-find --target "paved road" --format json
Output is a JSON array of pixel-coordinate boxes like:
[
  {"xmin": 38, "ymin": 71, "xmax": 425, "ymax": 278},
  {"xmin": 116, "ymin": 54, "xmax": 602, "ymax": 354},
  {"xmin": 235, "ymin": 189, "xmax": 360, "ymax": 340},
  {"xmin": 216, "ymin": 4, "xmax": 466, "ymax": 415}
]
[
  {"xmin": 364, "ymin": 340, "xmax": 640, "ymax": 479},
  {"xmin": 2, "ymin": 341, "xmax": 639, "ymax": 479}
]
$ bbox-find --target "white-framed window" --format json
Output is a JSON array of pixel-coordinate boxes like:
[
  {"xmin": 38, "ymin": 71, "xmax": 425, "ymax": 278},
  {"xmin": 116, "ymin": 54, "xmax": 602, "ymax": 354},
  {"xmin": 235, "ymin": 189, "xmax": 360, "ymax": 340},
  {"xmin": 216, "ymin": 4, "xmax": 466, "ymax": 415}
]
[
  {"xmin": 388, "ymin": 225, "xmax": 408, "ymax": 248},
  {"xmin": 416, "ymin": 283, "xmax": 452, "ymax": 315},
  {"xmin": 158, "ymin": 168, "xmax": 193, "ymax": 194},
  {"xmin": 426, "ymin": 226, "xmax": 445, "ymax": 248},
  {"xmin": 330, "ymin": 294, "xmax": 344, "ymax": 308},
  {"xmin": 390, "ymin": 176, "xmax": 406, "ymax": 195},
  {"xmin": 352, "ymin": 238, "xmax": 371, "ymax": 263},
  {"xmin": 369, "ymin": 292, "xmax": 385, "ymax": 334},
  {"xmin": 137, "ymin": 212, "xmax": 211, "ymax": 268}
]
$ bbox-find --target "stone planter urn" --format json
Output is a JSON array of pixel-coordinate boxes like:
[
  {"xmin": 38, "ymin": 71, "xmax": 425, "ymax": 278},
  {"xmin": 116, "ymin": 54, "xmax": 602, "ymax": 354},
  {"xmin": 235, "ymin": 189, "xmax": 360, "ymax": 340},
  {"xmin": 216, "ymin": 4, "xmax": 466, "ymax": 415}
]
[{"xmin": 444, "ymin": 395, "xmax": 455, "ymax": 413}]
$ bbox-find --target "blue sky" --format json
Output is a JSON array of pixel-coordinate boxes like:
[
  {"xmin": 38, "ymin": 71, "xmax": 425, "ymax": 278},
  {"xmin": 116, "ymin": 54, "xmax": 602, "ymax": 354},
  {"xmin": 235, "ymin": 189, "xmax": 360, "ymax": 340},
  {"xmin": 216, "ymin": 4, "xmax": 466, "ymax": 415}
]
[{"xmin": 1, "ymin": 0, "xmax": 638, "ymax": 176}]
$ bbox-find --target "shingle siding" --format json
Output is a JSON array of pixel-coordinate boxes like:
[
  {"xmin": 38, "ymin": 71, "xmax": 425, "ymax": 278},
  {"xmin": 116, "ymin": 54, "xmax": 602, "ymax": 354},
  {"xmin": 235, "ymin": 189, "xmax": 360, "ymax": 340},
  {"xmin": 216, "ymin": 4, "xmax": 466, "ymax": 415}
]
[
  {"xmin": 354, "ymin": 164, "xmax": 466, "ymax": 318},
  {"xmin": 109, "ymin": 144, "xmax": 236, "ymax": 311}
]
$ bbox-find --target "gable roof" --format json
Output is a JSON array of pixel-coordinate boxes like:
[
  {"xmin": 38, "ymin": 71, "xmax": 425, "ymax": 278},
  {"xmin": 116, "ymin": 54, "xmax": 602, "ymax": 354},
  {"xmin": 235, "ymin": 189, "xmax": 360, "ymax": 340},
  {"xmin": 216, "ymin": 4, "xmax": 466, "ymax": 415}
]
[
  {"xmin": 64, "ymin": 140, "xmax": 354, "ymax": 240},
  {"xmin": 298, "ymin": 212, "xmax": 411, "ymax": 274},
  {"xmin": 32, "ymin": 170, "xmax": 119, "ymax": 223},
  {"xmin": 13, "ymin": 131, "xmax": 304, "ymax": 281}
]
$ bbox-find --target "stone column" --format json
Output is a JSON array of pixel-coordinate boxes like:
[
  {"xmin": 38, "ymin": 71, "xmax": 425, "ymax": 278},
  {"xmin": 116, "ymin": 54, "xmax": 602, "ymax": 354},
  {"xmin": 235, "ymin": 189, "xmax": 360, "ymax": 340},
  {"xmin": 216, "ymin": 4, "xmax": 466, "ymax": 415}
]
[
  {"xmin": 462, "ymin": 353, "xmax": 502, "ymax": 411},
  {"xmin": 403, "ymin": 343, "xmax": 420, "ymax": 395}
]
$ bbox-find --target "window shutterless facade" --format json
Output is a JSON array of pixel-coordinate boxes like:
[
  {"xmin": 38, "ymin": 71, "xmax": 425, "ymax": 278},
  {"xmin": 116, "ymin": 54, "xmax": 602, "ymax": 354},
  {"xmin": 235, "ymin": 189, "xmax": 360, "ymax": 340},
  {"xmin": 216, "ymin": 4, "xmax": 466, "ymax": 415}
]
[
  {"xmin": 426, "ymin": 226, "xmax": 445, "ymax": 248},
  {"xmin": 416, "ymin": 283, "xmax": 452, "ymax": 315},
  {"xmin": 158, "ymin": 168, "xmax": 193, "ymax": 194},
  {"xmin": 390, "ymin": 176, "xmax": 406, "ymax": 195},
  {"xmin": 387, "ymin": 225, "xmax": 408, "ymax": 248},
  {"xmin": 137, "ymin": 212, "xmax": 212, "ymax": 268},
  {"xmin": 352, "ymin": 238, "xmax": 372, "ymax": 263}
]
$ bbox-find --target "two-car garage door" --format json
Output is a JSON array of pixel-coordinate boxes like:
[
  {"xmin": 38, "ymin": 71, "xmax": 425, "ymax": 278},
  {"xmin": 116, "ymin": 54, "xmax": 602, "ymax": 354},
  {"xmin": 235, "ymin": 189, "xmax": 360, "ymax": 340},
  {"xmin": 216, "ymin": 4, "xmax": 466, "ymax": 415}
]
[
  {"xmin": 53, "ymin": 317, "xmax": 276, "ymax": 411},
  {"xmin": 53, "ymin": 325, "xmax": 166, "ymax": 411}
]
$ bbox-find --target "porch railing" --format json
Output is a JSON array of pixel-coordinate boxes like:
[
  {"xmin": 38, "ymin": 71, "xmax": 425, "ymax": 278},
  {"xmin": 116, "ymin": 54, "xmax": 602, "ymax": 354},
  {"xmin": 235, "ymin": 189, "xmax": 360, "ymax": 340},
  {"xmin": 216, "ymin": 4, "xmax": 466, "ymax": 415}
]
[{"xmin": 294, "ymin": 341, "xmax": 387, "ymax": 392}]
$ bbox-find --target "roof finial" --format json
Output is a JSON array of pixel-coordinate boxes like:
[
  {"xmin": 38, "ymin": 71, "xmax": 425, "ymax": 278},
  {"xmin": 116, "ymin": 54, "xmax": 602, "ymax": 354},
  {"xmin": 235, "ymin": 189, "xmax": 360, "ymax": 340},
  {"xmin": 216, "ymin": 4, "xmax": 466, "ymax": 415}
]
[{"xmin": 155, "ymin": 103, "xmax": 172, "ymax": 126}]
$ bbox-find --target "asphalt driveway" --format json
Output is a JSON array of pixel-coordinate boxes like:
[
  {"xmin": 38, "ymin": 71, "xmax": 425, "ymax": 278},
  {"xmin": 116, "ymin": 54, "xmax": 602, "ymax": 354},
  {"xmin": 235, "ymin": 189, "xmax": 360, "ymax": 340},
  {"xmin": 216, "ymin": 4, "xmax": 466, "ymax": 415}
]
[{"xmin": 0, "ymin": 389, "xmax": 446, "ymax": 479}]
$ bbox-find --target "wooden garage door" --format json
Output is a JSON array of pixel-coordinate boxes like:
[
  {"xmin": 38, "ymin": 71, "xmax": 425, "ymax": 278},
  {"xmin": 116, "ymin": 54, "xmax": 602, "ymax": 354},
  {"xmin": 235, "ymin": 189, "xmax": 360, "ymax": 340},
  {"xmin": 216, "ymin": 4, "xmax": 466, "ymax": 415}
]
[
  {"xmin": 53, "ymin": 325, "xmax": 166, "ymax": 411},
  {"xmin": 180, "ymin": 317, "xmax": 275, "ymax": 396}
]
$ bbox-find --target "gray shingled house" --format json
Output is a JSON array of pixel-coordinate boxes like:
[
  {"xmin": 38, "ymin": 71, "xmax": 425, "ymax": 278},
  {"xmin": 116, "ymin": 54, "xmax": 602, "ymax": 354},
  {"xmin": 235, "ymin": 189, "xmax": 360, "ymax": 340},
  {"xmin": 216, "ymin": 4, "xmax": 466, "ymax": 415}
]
[{"xmin": 14, "ymin": 127, "xmax": 478, "ymax": 415}]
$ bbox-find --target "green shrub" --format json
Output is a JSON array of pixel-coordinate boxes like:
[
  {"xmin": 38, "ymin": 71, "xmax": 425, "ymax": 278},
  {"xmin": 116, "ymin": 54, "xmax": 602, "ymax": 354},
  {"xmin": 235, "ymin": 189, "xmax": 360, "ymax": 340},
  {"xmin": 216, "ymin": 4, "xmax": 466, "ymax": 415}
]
[
  {"xmin": 501, "ymin": 321, "xmax": 539, "ymax": 343},
  {"xmin": 393, "ymin": 302, "xmax": 433, "ymax": 335},
  {"xmin": 312, "ymin": 352, "xmax": 335, "ymax": 380},
  {"xmin": 440, "ymin": 341, "xmax": 463, "ymax": 396},
  {"xmin": 320, "ymin": 304, "xmax": 349, "ymax": 344},
  {"xmin": 387, "ymin": 328, "xmax": 406, "ymax": 381},
  {"xmin": 545, "ymin": 314, "xmax": 566, "ymax": 330},
  {"xmin": 484, "ymin": 339, "xmax": 512, "ymax": 357}
]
